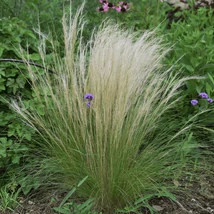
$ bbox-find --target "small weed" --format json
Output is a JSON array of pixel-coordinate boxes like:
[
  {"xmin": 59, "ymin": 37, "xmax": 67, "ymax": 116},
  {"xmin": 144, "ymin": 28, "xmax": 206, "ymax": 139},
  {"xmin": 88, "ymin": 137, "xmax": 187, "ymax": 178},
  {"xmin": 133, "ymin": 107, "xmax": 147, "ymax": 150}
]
[
  {"xmin": 0, "ymin": 183, "xmax": 21, "ymax": 212},
  {"xmin": 53, "ymin": 176, "xmax": 98, "ymax": 214}
]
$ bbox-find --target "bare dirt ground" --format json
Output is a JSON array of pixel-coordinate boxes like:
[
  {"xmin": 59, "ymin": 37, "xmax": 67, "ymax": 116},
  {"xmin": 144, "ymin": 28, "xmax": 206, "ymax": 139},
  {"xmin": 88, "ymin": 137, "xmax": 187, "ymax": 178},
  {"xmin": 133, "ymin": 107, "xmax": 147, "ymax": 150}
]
[{"xmin": 4, "ymin": 169, "xmax": 214, "ymax": 214}]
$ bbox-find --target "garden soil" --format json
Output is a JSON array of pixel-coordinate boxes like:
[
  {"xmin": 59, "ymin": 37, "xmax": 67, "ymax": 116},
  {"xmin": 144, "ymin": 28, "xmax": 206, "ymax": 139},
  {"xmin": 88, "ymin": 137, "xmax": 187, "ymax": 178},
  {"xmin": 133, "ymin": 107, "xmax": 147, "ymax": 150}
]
[{"xmin": 4, "ymin": 172, "xmax": 214, "ymax": 214}]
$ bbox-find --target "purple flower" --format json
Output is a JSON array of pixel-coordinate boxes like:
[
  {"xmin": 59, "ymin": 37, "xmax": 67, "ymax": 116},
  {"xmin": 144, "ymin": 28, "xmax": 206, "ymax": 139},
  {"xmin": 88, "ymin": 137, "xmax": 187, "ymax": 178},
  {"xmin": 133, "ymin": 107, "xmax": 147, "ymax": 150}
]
[
  {"xmin": 86, "ymin": 101, "xmax": 91, "ymax": 107},
  {"xmin": 199, "ymin": 92, "xmax": 209, "ymax": 99},
  {"xmin": 97, "ymin": 0, "xmax": 130, "ymax": 12},
  {"xmin": 191, "ymin": 99, "xmax": 198, "ymax": 106},
  {"xmin": 115, "ymin": 6, "xmax": 129, "ymax": 12},
  {"xmin": 96, "ymin": 5, "xmax": 109, "ymax": 12},
  {"xmin": 118, "ymin": 1, "xmax": 130, "ymax": 8},
  {"xmin": 84, "ymin": 93, "xmax": 94, "ymax": 101},
  {"xmin": 207, "ymin": 98, "xmax": 213, "ymax": 103},
  {"xmin": 84, "ymin": 93, "xmax": 94, "ymax": 107},
  {"xmin": 105, "ymin": 2, "xmax": 115, "ymax": 8}
]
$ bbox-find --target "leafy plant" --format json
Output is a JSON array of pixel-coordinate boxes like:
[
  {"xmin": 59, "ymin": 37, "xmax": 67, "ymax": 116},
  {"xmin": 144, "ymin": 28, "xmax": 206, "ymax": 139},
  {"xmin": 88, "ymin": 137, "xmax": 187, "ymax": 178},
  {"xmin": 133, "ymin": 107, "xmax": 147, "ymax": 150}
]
[
  {"xmin": 117, "ymin": 187, "xmax": 176, "ymax": 214},
  {"xmin": 0, "ymin": 17, "xmax": 38, "ymax": 181},
  {"xmin": 0, "ymin": 0, "xmax": 70, "ymax": 36},
  {"xmin": 157, "ymin": 6, "xmax": 214, "ymax": 149},
  {"xmin": 53, "ymin": 176, "xmax": 99, "ymax": 214},
  {"xmin": 161, "ymin": 7, "xmax": 214, "ymax": 96},
  {"xmin": 0, "ymin": 16, "xmax": 57, "ymax": 193},
  {"xmin": 0, "ymin": 183, "xmax": 21, "ymax": 212}
]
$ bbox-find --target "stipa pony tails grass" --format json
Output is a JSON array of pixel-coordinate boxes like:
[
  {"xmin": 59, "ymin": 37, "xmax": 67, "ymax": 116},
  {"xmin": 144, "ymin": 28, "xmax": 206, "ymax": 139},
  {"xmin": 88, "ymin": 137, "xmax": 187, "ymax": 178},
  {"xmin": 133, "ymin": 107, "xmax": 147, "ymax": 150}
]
[{"xmin": 11, "ymin": 3, "xmax": 199, "ymax": 213}]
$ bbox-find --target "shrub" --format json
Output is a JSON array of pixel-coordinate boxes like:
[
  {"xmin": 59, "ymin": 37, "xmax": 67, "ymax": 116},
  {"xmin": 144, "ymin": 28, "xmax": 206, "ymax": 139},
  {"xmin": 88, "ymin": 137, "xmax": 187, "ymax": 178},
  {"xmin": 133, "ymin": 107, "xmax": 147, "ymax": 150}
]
[
  {"xmin": 0, "ymin": 0, "xmax": 70, "ymax": 35},
  {"xmin": 158, "ymin": 7, "xmax": 214, "ymax": 147},
  {"xmin": 10, "ymin": 3, "xmax": 202, "ymax": 212},
  {"xmin": 0, "ymin": 16, "xmax": 58, "ymax": 189},
  {"xmin": 0, "ymin": 17, "xmax": 38, "ymax": 180}
]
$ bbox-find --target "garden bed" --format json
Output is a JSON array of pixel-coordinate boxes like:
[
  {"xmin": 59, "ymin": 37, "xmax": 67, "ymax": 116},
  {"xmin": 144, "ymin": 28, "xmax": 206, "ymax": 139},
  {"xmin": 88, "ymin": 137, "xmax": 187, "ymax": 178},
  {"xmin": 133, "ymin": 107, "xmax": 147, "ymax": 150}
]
[{"xmin": 5, "ymin": 171, "xmax": 214, "ymax": 214}]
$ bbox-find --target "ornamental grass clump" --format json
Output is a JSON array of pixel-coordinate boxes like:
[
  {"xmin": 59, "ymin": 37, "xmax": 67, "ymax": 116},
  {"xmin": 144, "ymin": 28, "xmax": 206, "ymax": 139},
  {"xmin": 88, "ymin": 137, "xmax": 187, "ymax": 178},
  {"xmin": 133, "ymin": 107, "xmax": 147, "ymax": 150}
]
[{"xmin": 11, "ymin": 3, "xmax": 199, "ymax": 213}]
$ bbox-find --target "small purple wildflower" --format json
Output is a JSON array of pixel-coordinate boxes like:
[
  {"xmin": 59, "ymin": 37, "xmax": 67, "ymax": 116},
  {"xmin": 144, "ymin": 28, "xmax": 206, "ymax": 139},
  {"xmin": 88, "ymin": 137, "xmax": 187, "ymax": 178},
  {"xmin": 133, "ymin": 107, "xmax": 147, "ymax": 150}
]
[
  {"xmin": 115, "ymin": 5, "xmax": 129, "ymax": 12},
  {"xmin": 105, "ymin": 2, "xmax": 115, "ymax": 8},
  {"xmin": 191, "ymin": 99, "xmax": 198, "ymax": 106},
  {"xmin": 97, "ymin": 0, "xmax": 130, "ymax": 12},
  {"xmin": 96, "ymin": 5, "xmax": 109, "ymax": 12},
  {"xmin": 118, "ymin": 1, "xmax": 130, "ymax": 8},
  {"xmin": 207, "ymin": 98, "xmax": 213, "ymax": 103},
  {"xmin": 84, "ymin": 93, "xmax": 94, "ymax": 101},
  {"xmin": 199, "ymin": 92, "xmax": 209, "ymax": 99},
  {"xmin": 86, "ymin": 101, "xmax": 91, "ymax": 107},
  {"xmin": 84, "ymin": 93, "xmax": 94, "ymax": 107}
]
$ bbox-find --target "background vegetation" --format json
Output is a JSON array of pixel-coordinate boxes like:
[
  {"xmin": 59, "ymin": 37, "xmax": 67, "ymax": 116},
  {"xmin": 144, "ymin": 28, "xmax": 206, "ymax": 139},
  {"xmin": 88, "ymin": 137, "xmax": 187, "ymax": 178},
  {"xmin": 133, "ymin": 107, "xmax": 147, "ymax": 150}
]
[{"xmin": 0, "ymin": 0, "xmax": 214, "ymax": 213}]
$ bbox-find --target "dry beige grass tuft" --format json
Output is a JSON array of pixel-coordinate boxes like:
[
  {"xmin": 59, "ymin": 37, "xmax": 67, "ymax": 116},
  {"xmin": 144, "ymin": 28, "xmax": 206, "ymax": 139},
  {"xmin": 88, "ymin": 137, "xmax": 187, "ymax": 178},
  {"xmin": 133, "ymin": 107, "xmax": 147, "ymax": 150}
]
[{"xmin": 11, "ymin": 2, "xmax": 200, "ymax": 212}]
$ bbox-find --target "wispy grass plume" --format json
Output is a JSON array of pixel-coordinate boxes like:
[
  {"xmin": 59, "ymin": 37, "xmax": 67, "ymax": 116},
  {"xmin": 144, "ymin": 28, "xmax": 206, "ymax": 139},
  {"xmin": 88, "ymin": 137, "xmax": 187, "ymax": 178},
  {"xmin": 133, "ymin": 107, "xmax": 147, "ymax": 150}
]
[{"xmin": 11, "ymin": 2, "xmax": 199, "ymax": 212}]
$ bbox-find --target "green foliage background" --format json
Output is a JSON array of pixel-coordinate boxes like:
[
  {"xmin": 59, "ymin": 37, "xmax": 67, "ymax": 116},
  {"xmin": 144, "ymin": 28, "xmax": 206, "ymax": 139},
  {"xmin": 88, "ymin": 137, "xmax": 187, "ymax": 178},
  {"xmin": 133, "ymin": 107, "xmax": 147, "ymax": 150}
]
[
  {"xmin": 0, "ymin": 17, "xmax": 37, "ymax": 173},
  {"xmin": 0, "ymin": 0, "xmax": 214, "ymax": 211}
]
